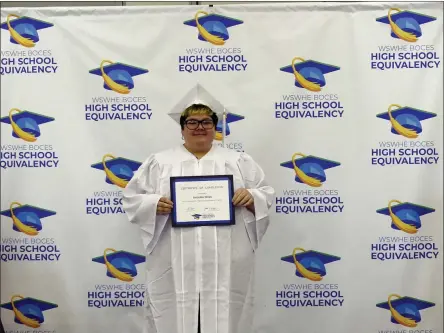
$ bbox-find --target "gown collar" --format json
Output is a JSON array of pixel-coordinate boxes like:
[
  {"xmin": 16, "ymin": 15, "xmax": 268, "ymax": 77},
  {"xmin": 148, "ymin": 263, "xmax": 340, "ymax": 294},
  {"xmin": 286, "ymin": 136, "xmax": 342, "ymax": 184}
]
[{"xmin": 179, "ymin": 143, "xmax": 217, "ymax": 161}]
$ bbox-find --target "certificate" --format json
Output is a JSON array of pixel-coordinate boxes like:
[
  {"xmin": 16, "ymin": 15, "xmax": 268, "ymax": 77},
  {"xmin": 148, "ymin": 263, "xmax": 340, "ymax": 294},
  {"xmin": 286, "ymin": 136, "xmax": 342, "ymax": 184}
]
[{"xmin": 170, "ymin": 175, "xmax": 235, "ymax": 227}]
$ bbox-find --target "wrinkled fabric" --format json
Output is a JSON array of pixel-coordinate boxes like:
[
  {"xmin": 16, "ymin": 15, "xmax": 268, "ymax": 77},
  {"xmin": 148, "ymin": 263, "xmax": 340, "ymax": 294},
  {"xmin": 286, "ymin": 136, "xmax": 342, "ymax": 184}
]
[{"xmin": 122, "ymin": 144, "xmax": 275, "ymax": 333}]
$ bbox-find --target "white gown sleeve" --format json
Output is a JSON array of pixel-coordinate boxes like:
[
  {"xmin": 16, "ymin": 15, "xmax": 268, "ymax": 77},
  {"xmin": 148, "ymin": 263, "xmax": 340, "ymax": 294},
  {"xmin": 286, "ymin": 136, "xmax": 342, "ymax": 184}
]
[
  {"xmin": 122, "ymin": 154, "xmax": 169, "ymax": 254},
  {"xmin": 238, "ymin": 153, "xmax": 275, "ymax": 250}
]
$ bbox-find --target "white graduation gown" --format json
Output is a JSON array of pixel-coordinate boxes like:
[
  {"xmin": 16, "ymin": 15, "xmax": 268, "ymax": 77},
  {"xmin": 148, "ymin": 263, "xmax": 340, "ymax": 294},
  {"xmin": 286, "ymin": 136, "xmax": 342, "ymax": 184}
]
[{"xmin": 122, "ymin": 144, "xmax": 275, "ymax": 333}]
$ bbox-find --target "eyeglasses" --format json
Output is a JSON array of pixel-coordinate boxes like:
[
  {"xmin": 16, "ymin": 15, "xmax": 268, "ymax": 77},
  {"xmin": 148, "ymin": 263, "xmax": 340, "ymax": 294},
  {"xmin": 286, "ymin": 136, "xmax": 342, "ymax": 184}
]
[{"xmin": 184, "ymin": 119, "xmax": 215, "ymax": 130}]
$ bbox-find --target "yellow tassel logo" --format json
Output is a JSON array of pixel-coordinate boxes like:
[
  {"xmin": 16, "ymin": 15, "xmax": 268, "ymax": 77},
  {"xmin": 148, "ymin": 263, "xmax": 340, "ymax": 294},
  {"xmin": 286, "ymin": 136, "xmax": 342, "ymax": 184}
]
[
  {"xmin": 388, "ymin": 294, "xmax": 418, "ymax": 327},
  {"xmin": 11, "ymin": 295, "xmax": 40, "ymax": 328},
  {"xmin": 214, "ymin": 132, "xmax": 224, "ymax": 141},
  {"xmin": 104, "ymin": 248, "xmax": 134, "ymax": 282},
  {"xmin": 388, "ymin": 200, "xmax": 418, "ymax": 234},
  {"xmin": 388, "ymin": 8, "xmax": 418, "ymax": 43},
  {"xmin": 102, "ymin": 154, "xmax": 128, "ymax": 188},
  {"xmin": 292, "ymin": 248, "xmax": 323, "ymax": 282},
  {"xmin": 291, "ymin": 57, "xmax": 321, "ymax": 92},
  {"xmin": 100, "ymin": 60, "xmax": 130, "ymax": 95},
  {"xmin": 7, "ymin": 14, "xmax": 35, "ymax": 48},
  {"xmin": 195, "ymin": 11, "xmax": 225, "ymax": 46},
  {"xmin": 10, "ymin": 202, "xmax": 38, "ymax": 236},
  {"xmin": 9, "ymin": 108, "xmax": 37, "ymax": 142},
  {"xmin": 292, "ymin": 153, "xmax": 322, "ymax": 188},
  {"xmin": 388, "ymin": 104, "xmax": 418, "ymax": 139}
]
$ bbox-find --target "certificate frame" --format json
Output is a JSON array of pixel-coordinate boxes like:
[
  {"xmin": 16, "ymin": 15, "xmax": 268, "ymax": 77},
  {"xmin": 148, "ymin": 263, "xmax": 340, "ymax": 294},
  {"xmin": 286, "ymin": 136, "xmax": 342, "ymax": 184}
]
[{"xmin": 170, "ymin": 175, "xmax": 235, "ymax": 227}]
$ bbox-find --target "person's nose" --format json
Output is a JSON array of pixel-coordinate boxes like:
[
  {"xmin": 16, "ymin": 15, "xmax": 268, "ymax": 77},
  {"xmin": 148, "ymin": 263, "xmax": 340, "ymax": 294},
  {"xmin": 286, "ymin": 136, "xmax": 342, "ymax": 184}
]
[{"xmin": 196, "ymin": 122, "xmax": 206, "ymax": 130}]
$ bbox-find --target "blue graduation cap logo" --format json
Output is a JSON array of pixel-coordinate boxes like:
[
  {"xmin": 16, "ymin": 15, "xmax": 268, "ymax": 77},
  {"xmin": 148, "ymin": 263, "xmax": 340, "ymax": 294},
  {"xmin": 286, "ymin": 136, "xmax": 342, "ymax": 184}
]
[
  {"xmin": 1, "ymin": 109, "xmax": 55, "ymax": 142},
  {"xmin": 377, "ymin": 104, "xmax": 436, "ymax": 139},
  {"xmin": 1, "ymin": 295, "xmax": 58, "ymax": 328},
  {"xmin": 281, "ymin": 248, "xmax": 341, "ymax": 282},
  {"xmin": 280, "ymin": 57, "xmax": 340, "ymax": 92},
  {"xmin": 376, "ymin": 294, "xmax": 435, "ymax": 327},
  {"xmin": 183, "ymin": 11, "xmax": 244, "ymax": 46},
  {"xmin": 89, "ymin": 60, "xmax": 148, "ymax": 95},
  {"xmin": 280, "ymin": 153, "xmax": 341, "ymax": 188},
  {"xmin": 91, "ymin": 154, "xmax": 142, "ymax": 189},
  {"xmin": 215, "ymin": 113, "xmax": 245, "ymax": 141},
  {"xmin": 1, "ymin": 202, "xmax": 56, "ymax": 237},
  {"xmin": 1, "ymin": 14, "xmax": 53, "ymax": 48},
  {"xmin": 192, "ymin": 214, "xmax": 202, "ymax": 220},
  {"xmin": 92, "ymin": 248, "xmax": 146, "ymax": 282},
  {"xmin": 376, "ymin": 9, "xmax": 437, "ymax": 43},
  {"xmin": 377, "ymin": 200, "xmax": 435, "ymax": 234}
]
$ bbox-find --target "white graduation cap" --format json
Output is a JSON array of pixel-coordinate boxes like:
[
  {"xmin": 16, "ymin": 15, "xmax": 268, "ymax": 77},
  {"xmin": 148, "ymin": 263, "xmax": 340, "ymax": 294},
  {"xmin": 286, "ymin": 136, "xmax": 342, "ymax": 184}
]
[{"xmin": 168, "ymin": 83, "xmax": 229, "ymax": 144}]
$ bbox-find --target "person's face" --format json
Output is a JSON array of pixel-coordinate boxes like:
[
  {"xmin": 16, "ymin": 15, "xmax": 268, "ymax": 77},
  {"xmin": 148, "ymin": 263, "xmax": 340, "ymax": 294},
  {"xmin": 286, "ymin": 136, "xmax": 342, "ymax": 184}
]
[{"xmin": 182, "ymin": 114, "xmax": 215, "ymax": 148}]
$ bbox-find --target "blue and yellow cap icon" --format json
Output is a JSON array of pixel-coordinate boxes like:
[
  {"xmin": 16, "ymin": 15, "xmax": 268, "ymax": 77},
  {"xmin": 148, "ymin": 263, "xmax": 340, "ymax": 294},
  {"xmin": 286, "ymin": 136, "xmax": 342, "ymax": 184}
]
[
  {"xmin": 1, "ymin": 295, "xmax": 58, "ymax": 328},
  {"xmin": 0, "ymin": 202, "xmax": 56, "ymax": 237},
  {"xmin": 91, "ymin": 154, "xmax": 142, "ymax": 189},
  {"xmin": 281, "ymin": 248, "xmax": 340, "ymax": 282},
  {"xmin": 280, "ymin": 153, "xmax": 341, "ymax": 187},
  {"xmin": 1, "ymin": 14, "xmax": 53, "ymax": 48},
  {"xmin": 280, "ymin": 57, "xmax": 340, "ymax": 92},
  {"xmin": 89, "ymin": 60, "xmax": 148, "ymax": 95},
  {"xmin": 377, "ymin": 200, "xmax": 435, "ymax": 234},
  {"xmin": 92, "ymin": 249, "xmax": 146, "ymax": 283},
  {"xmin": 1, "ymin": 109, "xmax": 54, "ymax": 142},
  {"xmin": 192, "ymin": 214, "xmax": 202, "ymax": 220},
  {"xmin": 376, "ymin": 9, "xmax": 437, "ymax": 43},
  {"xmin": 377, "ymin": 104, "xmax": 437, "ymax": 139},
  {"xmin": 215, "ymin": 112, "xmax": 244, "ymax": 141},
  {"xmin": 184, "ymin": 11, "xmax": 243, "ymax": 46},
  {"xmin": 377, "ymin": 294, "xmax": 435, "ymax": 327}
]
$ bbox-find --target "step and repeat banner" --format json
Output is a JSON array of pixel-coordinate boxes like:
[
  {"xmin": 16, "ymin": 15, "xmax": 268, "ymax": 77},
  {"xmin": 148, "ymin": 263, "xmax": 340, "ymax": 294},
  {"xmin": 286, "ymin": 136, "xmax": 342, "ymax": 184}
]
[{"xmin": 0, "ymin": 2, "xmax": 443, "ymax": 333}]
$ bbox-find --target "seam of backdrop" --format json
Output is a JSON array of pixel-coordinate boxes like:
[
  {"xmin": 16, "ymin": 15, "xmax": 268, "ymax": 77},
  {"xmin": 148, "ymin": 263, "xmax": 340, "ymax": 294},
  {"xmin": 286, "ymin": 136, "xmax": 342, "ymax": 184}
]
[{"xmin": 1, "ymin": 1, "xmax": 443, "ymax": 16}]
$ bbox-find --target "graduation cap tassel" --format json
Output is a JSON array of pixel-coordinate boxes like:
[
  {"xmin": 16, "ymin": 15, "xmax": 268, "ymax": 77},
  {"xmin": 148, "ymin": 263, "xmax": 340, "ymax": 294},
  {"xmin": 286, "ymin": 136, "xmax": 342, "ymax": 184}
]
[
  {"xmin": 9, "ymin": 108, "xmax": 37, "ymax": 142},
  {"xmin": 291, "ymin": 57, "xmax": 321, "ymax": 92},
  {"xmin": 388, "ymin": 294, "xmax": 418, "ymax": 327},
  {"xmin": 388, "ymin": 104, "xmax": 418, "ymax": 139},
  {"xmin": 195, "ymin": 10, "xmax": 225, "ymax": 46},
  {"xmin": 9, "ymin": 202, "xmax": 38, "ymax": 236},
  {"xmin": 291, "ymin": 153, "xmax": 322, "ymax": 188},
  {"xmin": 388, "ymin": 8, "xmax": 418, "ymax": 43},
  {"xmin": 222, "ymin": 108, "xmax": 227, "ymax": 146},
  {"xmin": 100, "ymin": 60, "xmax": 130, "ymax": 95},
  {"xmin": 388, "ymin": 200, "xmax": 418, "ymax": 234},
  {"xmin": 292, "ymin": 248, "xmax": 323, "ymax": 282},
  {"xmin": 7, "ymin": 14, "xmax": 35, "ymax": 48},
  {"xmin": 11, "ymin": 295, "xmax": 40, "ymax": 329},
  {"xmin": 103, "ymin": 248, "xmax": 134, "ymax": 282},
  {"xmin": 102, "ymin": 154, "xmax": 129, "ymax": 189}
]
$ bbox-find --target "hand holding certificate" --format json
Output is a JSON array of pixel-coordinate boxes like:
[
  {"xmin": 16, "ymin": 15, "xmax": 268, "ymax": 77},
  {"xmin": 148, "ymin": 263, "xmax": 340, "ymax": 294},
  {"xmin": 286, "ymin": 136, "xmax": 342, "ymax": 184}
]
[
  {"xmin": 170, "ymin": 175, "xmax": 235, "ymax": 227},
  {"xmin": 232, "ymin": 188, "xmax": 254, "ymax": 208},
  {"xmin": 156, "ymin": 197, "xmax": 174, "ymax": 215}
]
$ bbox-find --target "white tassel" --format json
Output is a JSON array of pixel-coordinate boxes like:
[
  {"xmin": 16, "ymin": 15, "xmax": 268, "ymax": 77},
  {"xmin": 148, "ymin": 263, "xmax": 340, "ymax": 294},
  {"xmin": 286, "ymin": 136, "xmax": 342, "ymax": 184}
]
[{"xmin": 222, "ymin": 108, "xmax": 227, "ymax": 146}]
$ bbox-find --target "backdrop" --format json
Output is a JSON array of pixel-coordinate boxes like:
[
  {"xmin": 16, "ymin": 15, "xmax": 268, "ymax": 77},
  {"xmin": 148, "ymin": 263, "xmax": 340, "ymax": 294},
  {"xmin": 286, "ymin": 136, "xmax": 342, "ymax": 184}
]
[{"xmin": 0, "ymin": 2, "xmax": 443, "ymax": 333}]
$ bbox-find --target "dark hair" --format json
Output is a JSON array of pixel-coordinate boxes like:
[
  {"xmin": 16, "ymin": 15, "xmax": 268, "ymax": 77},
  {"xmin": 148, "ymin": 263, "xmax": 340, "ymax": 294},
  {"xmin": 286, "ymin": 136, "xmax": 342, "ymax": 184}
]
[{"xmin": 179, "ymin": 103, "xmax": 218, "ymax": 130}]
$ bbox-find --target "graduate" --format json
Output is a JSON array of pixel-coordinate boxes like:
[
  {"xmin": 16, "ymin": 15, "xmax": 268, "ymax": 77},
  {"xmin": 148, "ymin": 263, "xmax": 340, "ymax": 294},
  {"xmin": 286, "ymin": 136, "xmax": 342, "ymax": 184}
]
[{"xmin": 122, "ymin": 85, "xmax": 275, "ymax": 333}]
